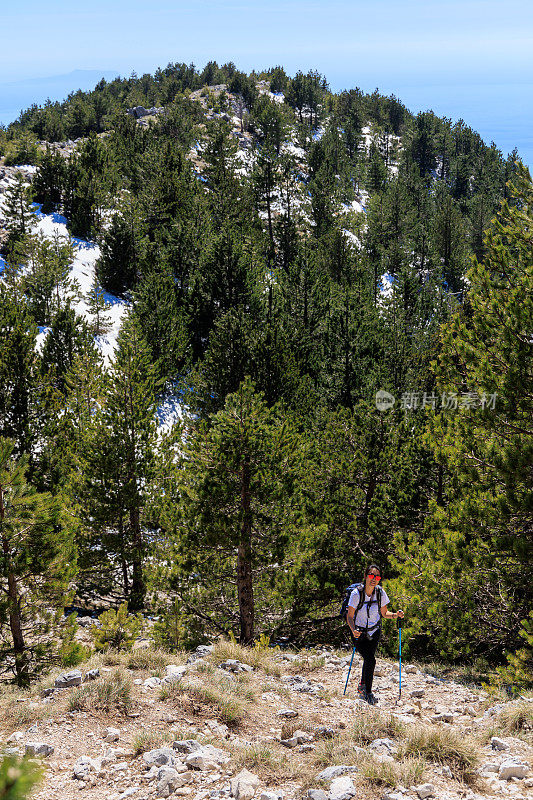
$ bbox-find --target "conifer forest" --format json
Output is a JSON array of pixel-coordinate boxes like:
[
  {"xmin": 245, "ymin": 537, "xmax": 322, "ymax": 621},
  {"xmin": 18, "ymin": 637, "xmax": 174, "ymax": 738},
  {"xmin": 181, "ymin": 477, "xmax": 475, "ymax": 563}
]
[{"xmin": 0, "ymin": 62, "xmax": 531, "ymax": 690}]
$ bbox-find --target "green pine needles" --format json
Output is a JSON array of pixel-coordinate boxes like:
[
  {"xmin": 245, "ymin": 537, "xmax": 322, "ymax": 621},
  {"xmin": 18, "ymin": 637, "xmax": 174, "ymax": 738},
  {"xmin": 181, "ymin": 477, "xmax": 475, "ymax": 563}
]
[{"xmin": 0, "ymin": 438, "xmax": 77, "ymax": 685}]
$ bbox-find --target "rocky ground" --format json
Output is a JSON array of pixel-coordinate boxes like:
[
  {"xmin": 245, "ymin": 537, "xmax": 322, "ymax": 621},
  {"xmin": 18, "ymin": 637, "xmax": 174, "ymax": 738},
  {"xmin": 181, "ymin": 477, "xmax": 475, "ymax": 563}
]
[{"xmin": 1, "ymin": 641, "xmax": 532, "ymax": 800}]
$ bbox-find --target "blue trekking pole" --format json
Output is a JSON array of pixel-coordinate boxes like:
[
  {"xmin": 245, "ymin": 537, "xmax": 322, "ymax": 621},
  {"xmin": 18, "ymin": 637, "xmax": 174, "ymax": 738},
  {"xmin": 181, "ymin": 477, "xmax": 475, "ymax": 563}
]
[
  {"xmin": 397, "ymin": 615, "xmax": 402, "ymax": 701},
  {"xmin": 343, "ymin": 646, "xmax": 356, "ymax": 696}
]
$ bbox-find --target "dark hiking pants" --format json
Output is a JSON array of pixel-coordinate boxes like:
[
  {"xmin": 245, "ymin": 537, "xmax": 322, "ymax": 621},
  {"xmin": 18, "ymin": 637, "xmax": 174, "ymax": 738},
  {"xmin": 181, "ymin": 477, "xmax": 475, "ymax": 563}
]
[{"xmin": 351, "ymin": 630, "xmax": 381, "ymax": 693}]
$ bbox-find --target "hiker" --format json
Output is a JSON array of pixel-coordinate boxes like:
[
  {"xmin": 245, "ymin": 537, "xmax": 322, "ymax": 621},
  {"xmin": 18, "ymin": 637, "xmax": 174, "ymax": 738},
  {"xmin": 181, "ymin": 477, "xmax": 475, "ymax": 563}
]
[{"xmin": 346, "ymin": 564, "xmax": 404, "ymax": 705}]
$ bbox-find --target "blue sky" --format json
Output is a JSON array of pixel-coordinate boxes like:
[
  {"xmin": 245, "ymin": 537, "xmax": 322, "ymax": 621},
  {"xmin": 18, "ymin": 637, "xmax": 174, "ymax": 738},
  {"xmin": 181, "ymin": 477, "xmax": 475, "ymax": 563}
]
[{"xmin": 1, "ymin": 0, "xmax": 532, "ymax": 164}]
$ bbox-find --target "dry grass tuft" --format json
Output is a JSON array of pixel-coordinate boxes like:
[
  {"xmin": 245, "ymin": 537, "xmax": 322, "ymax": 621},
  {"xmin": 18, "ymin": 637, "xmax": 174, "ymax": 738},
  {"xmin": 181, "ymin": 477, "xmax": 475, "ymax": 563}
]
[
  {"xmin": 288, "ymin": 652, "xmax": 326, "ymax": 674},
  {"xmin": 232, "ymin": 743, "xmax": 294, "ymax": 780},
  {"xmin": 280, "ymin": 720, "xmax": 314, "ymax": 740},
  {"xmin": 125, "ymin": 648, "xmax": 180, "ymax": 673},
  {"xmin": 230, "ymin": 740, "xmax": 321, "ymax": 786},
  {"xmin": 185, "ymin": 683, "xmax": 246, "ymax": 727},
  {"xmin": 496, "ymin": 702, "xmax": 533, "ymax": 737},
  {"xmin": 358, "ymin": 755, "xmax": 426, "ymax": 788},
  {"xmin": 159, "ymin": 679, "xmax": 247, "ymax": 728},
  {"xmin": 349, "ymin": 708, "xmax": 406, "ymax": 746},
  {"xmin": 67, "ymin": 669, "xmax": 133, "ymax": 714},
  {"xmin": 400, "ymin": 724, "xmax": 480, "ymax": 784},
  {"xmin": 99, "ymin": 649, "xmax": 125, "ymax": 667},
  {"xmin": 1, "ymin": 697, "xmax": 52, "ymax": 731},
  {"xmin": 131, "ymin": 729, "xmax": 173, "ymax": 755},
  {"xmin": 209, "ymin": 639, "xmax": 281, "ymax": 676}
]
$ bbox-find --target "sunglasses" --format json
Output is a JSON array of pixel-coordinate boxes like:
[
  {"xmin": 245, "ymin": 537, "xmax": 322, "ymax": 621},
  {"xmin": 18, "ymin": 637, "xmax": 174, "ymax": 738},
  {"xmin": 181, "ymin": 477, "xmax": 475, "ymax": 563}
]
[{"xmin": 368, "ymin": 574, "xmax": 381, "ymax": 581}]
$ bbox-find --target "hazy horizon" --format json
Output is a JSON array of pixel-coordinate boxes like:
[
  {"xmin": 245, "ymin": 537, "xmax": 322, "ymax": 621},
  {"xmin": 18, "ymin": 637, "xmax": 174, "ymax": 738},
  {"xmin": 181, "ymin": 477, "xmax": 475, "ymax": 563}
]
[{"xmin": 1, "ymin": 1, "xmax": 532, "ymax": 167}]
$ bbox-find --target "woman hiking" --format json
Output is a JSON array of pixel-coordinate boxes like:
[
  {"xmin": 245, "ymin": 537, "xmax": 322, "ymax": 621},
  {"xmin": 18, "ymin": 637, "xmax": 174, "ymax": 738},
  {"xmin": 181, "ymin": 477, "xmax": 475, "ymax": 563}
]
[{"xmin": 346, "ymin": 564, "xmax": 404, "ymax": 705}]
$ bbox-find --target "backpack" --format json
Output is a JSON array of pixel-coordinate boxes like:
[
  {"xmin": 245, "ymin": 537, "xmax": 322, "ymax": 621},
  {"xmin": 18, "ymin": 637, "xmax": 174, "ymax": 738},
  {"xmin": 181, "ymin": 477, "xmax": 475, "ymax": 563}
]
[{"xmin": 340, "ymin": 582, "xmax": 383, "ymax": 632}]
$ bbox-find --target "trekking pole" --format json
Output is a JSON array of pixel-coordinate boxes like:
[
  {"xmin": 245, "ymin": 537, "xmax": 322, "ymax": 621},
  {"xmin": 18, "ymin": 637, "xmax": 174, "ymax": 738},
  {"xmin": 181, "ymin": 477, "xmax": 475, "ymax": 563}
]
[
  {"xmin": 397, "ymin": 615, "xmax": 402, "ymax": 701},
  {"xmin": 343, "ymin": 646, "xmax": 356, "ymax": 696}
]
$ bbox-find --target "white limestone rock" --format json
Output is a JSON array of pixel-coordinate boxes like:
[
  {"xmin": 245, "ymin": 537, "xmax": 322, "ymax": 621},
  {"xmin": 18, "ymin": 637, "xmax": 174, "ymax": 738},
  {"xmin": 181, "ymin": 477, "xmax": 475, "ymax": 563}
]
[
  {"xmin": 328, "ymin": 775, "xmax": 356, "ymax": 800},
  {"xmin": 415, "ymin": 784, "xmax": 435, "ymax": 799},
  {"xmin": 230, "ymin": 768, "xmax": 261, "ymax": 800}
]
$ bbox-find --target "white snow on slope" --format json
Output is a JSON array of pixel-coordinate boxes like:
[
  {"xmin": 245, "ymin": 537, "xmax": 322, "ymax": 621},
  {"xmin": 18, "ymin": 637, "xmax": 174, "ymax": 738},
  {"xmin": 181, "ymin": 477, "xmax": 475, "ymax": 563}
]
[
  {"xmin": 33, "ymin": 206, "xmax": 128, "ymax": 364},
  {"xmin": 342, "ymin": 198, "xmax": 366, "ymax": 215},
  {"xmin": 157, "ymin": 390, "xmax": 184, "ymax": 435},
  {"xmin": 341, "ymin": 229, "xmax": 361, "ymax": 249},
  {"xmin": 379, "ymin": 272, "xmax": 395, "ymax": 299}
]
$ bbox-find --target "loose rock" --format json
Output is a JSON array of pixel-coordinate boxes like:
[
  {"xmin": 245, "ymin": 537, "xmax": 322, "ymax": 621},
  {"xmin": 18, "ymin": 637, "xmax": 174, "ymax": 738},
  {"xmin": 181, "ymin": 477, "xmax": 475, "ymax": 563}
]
[
  {"xmin": 490, "ymin": 736, "xmax": 510, "ymax": 751},
  {"xmin": 328, "ymin": 775, "xmax": 356, "ymax": 800},
  {"xmin": 230, "ymin": 768, "xmax": 260, "ymax": 800},
  {"xmin": 316, "ymin": 766, "xmax": 358, "ymax": 782},
  {"xmin": 55, "ymin": 670, "xmax": 83, "ymax": 688},
  {"xmin": 104, "ymin": 727, "xmax": 120, "ymax": 743},
  {"xmin": 415, "ymin": 784, "xmax": 435, "ymax": 799},
  {"xmin": 498, "ymin": 760, "xmax": 529, "ymax": 780},
  {"xmin": 25, "ymin": 742, "xmax": 54, "ymax": 757}
]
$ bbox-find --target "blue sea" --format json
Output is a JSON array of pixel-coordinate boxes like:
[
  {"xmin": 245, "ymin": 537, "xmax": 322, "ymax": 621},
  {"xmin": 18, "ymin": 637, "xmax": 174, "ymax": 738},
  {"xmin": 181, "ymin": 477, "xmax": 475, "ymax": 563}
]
[
  {"xmin": 391, "ymin": 81, "xmax": 533, "ymax": 171},
  {"xmin": 0, "ymin": 70, "xmax": 120, "ymax": 128}
]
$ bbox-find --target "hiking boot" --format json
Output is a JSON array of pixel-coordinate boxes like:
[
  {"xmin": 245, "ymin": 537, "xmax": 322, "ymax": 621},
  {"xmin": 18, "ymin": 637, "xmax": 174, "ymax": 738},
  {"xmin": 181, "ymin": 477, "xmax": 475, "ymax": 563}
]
[
  {"xmin": 357, "ymin": 683, "xmax": 367, "ymax": 700},
  {"xmin": 366, "ymin": 692, "xmax": 378, "ymax": 705}
]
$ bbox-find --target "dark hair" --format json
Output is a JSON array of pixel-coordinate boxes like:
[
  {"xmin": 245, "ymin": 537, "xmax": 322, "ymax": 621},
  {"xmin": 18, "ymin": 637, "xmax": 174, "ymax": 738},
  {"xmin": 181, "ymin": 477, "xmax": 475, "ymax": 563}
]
[{"xmin": 364, "ymin": 563, "xmax": 382, "ymax": 580}]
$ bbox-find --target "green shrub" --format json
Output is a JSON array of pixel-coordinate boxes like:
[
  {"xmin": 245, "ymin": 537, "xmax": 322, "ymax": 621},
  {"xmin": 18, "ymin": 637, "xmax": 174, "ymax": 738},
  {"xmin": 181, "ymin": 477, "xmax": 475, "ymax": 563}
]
[
  {"xmin": 493, "ymin": 612, "xmax": 533, "ymax": 693},
  {"xmin": 151, "ymin": 598, "xmax": 205, "ymax": 651},
  {"xmin": 90, "ymin": 603, "xmax": 143, "ymax": 652},
  {"xmin": 3, "ymin": 133, "xmax": 41, "ymax": 167},
  {"xmin": 0, "ymin": 755, "xmax": 42, "ymax": 799},
  {"xmin": 60, "ymin": 639, "xmax": 92, "ymax": 667}
]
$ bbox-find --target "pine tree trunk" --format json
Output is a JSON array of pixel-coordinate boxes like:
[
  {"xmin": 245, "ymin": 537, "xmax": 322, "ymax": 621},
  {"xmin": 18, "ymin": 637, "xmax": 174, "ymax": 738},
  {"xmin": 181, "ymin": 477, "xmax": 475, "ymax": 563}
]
[
  {"xmin": 1, "ymin": 486, "xmax": 28, "ymax": 685},
  {"xmin": 237, "ymin": 456, "xmax": 254, "ymax": 644},
  {"xmin": 266, "ymin": 162, "xmax": 274, "ymax": 256},
  {"xmin": 118, "ymin": 516, "xmax": 129, "ymax": 596},
  {"xmin": 129, "ymin": 506, "xmax": 145, "ymax": 610}
]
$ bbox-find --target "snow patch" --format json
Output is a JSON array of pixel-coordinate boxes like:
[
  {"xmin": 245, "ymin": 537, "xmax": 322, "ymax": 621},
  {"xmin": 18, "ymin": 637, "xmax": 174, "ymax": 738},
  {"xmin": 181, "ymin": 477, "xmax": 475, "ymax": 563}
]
[
  {"xmin": 157, "ymin": 391, "xmax": 184, "ymax": 435},
  {"xmin": 379, "ymin": 272, "xmax": 395, "ymax": 299},
  {"xmin": 36, "ymin": 326, "xmax": 51, "ymax": 353},
  {"xmin": 31, "ymin": 207, "xmax": 128, "ymax": 364}
]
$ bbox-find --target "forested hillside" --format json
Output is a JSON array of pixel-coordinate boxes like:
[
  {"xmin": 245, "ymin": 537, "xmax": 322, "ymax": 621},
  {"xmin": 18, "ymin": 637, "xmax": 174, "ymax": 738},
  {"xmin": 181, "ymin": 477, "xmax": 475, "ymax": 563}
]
[{"xmin": 0, "ymin": 62, "xmax": 531, "ymax": 689}]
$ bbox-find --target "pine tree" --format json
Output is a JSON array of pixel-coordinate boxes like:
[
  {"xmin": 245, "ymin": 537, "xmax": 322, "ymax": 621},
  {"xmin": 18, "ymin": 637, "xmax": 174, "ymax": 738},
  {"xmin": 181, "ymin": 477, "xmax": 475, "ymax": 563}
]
[
  {"xmin": 40, "ymin": 306, "xmax": 91, "ymax": 394},
  {"xmin": 156, "ymin": 377, "xmax": 303, "ymax": 643},
  {"xmin": 0, "ymin": 438, "xmax": 77, "ymax": 685},
  {"xmin": 431, "ymin": 190, "xmax": 468, "ymax": 293},
  {"xmin": 77, "ymin": 314, "xmax": 158, "ymax": 609},
  {"xmin": 20, "ymin": 232, "xmax": 76, "ymax": 325},
  {"xmin": 392, "ymin": 163, "xmax": 533, "ymax": 659},
  {"xmin": 285, "ymin": 402, "xmax": 426, "ymax": 642},
  {"xmin": 133, "ymin": 267, "xmax": 189, "ymax": 382},
  {"xmin": 96, "ymin": 208, "xmax": 139, "ymax": 297},
  {"xmin": 33, "ymin": 146, "xmax": 65, "ymax": 214},
  {"xmin": 0, "ymin": 285, "xmax": 39, "ymax": 455},
  {"xmin": 86, "ymin": 276, "xmax": 112, "ymax": 336},
  {"xmin": 2, "ymin": 174, "xmax": 37, "ymax": 261},
  {"xmin": 366, "ymin": 142, "xmax": 388, "ymax": 195},
  {"xmin": 409, "ymin": 112, "xmax": 437, "ymax": 177}
]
